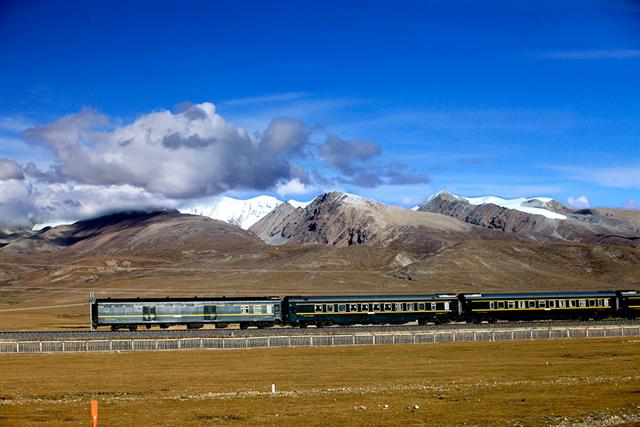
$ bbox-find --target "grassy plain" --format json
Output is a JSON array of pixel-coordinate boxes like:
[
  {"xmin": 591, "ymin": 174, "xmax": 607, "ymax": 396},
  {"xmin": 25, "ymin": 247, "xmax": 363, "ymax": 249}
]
[{"xmin": 1, "ymin": 338, "xmax": 639, "ymax": 426}]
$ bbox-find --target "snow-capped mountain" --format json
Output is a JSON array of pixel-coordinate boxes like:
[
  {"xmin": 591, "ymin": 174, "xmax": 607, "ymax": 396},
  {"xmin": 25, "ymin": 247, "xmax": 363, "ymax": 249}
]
[
  {"xmin": 461, "ymin": 195, "xmax": 567, "ymax": 220},
  {"xmin": 179, "ymin": 195, "xmax": 282, "ymax": 229},
  {"xmin": 179, "ymin": 195, "xmax": 313, "ymax": 229},
  {"xmin": 425, "ymin": 191, "xmax": 566, "ymax": 220}
]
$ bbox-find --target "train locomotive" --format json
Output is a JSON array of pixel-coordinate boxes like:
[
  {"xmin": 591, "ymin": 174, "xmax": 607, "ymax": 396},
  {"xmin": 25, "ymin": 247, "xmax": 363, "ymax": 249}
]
[{"xmin": 91, "ymin": 290, "xmax": 639, "ymax": 331}]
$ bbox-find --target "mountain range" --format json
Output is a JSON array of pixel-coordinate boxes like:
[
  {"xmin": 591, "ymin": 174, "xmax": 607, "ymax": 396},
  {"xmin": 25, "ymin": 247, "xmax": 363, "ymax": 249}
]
[{"xmin": 2, "ymin": 190, "xmax": 638, "ymax": 329}]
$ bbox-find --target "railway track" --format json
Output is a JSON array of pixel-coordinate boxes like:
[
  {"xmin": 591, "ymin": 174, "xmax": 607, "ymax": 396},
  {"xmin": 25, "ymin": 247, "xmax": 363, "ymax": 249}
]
[{"xmin": 2, "ymin": 319, "xmax": 639, "ymax": 341}]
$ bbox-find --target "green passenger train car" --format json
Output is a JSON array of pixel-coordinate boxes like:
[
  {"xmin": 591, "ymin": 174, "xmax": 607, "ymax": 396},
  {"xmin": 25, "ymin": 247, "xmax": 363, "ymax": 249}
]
[
  {"xmin": 92, "ymin": 296, "xmax": 283, "ymax": 330},
  {"xmin": 459, "ymin": 291, "xmax": 617, "ymax": 322},
  {"xmin": 617, "ymin": 290, "xmax": 639, "ymax": 319},
  {"xmin": 283, "ymin": 294, "xmax": 460, "ymax": 327}
]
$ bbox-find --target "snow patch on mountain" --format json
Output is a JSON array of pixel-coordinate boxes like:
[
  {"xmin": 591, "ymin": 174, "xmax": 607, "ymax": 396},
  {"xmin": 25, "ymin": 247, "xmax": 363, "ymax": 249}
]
[
  {"xmin": 180, "ymin": 195, "xmax": 283, "ymax": 229},
  {"xmin": 461, "ymin": 194, "xmax": 567, "ymax": 220},
  {"xmin": 287, "ymin": 199, "xmax": 313, "ymax": 209},
  {"xmin": 32, "ymin": 219, "xmax": 77, "ymax": 231}
]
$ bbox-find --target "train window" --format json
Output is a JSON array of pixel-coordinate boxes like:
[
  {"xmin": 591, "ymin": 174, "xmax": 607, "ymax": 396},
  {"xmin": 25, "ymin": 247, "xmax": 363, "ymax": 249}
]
[
  {"xmin": 254, "ymin": 305, "xmax": 263, "ymax": 314},
  {"xmin": 395, "ymin": 303, "xmax": 403, "ymax": 311},
  {"xmin": 142, "ymin": 306, "xmax": 156, "ymax": 321},
  {"xmin": 588, "ymin": 300, "xmax": 595, "ymax": 307},
  {"xmin": 579, "ymin": 300, "xmax": 586, "ymax": 307},
  {"xmin": 350, "ymin": 304, "xmax": 358, "ymax": 312},
  {"xmin": 601, "ymin": 299, "xmax": 608, "ymax": 307},
  {"xmin": 444, "ymin": 302, "xmax": 450, "ymax": 310},
  {"xmin": 361, "ymin": 304, "xmax": 370, "ymax": 312},
  {"xmin": 418, "ymin": 303, "xmax": 426, "ymax": 311},
  {"xmin": 338, "ymin": 304, "xmax": 346, "ymax": 312},
  {"xmin": 569, "ymin": 300, "xmax": 576, "ymax": 308},
  {"xmin": 407, "ymin": 303, "xmax": 415, "ymax": 311},
  {"xmin": 559, "ymin": 300, "xmax": 566, "ymax": 307},
  {"xmin": 508, "ymin": 301, "xmax": 515, "ymax": 309},
  {"xmin": 431, "ymin": 302, "xmax": 437, "ymax": 310},
  {"xmin": 384, "ymin": 303, "xmax": 393, "ymax": 311},
  {"xmin": 497, "ymin": 301, "xmax": 505, "ymax": 309},
  {"xmin": 373, "ymin": 303, "xmax": 381, "ymax": 311},
  {"xmin": 241, "ymin": 305, "xmax": 249, "ymax": 314},
  {"xmin": 490, "ymin": 301, "xmax": 495, "ymax": 309},
  {"xmin": 518, "ymin": 301, "xmax": 525, "ymax": 309},
  {"xmin": 266, "ymin": 305, "xmax": 273, "ymax": 314},
  {"xmin": 548, "ymin": 300, "xmax": 555, "ymax": 308},
  {"xmin": 528, "ymin": 300, "xmax": 536, "ymax": 308},
  {"xmin": 326, "ymin": 304, "xmax": 335, "ymax": 312},
  {"xmin": 539, "ymin": 301, "xmax": 546, "ymax": 308},
  {"xmin": 314, "ymin": 304, "xmax": 323, "ymax": 313}
]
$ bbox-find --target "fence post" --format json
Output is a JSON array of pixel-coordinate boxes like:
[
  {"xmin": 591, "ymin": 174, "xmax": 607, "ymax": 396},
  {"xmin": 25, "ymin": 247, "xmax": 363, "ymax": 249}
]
[
  {"xmin": 586, "ymin": 329, "xmax": 589, "ymax": 338},
  {"xmin": 373, "ymin": 334, "xmax": 376, "ymax": 345},
  {"xmin": 331, "ymin": 336, "xmax": 335, "ymax": 346},
  {"xmin": 62, "ymin": 341, "xmax": 65, "ymax": 352},
  {"xmin": 288, "ymin": 336, "xmax": 291, "ymax": 347},
  {"xmin": 39, "ymin": 342, "xmax": 43, "ymax": 352},
  {"xmin": 178, "ymin": 339, "xmax": 181, "ymax": 350}
]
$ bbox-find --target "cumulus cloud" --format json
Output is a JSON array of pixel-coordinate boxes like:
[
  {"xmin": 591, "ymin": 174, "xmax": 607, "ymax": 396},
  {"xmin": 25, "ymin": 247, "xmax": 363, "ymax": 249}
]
[
  {"xmin": 319, "ymin": 135, "xmax": 428, "ymax": 188},
  {"xmin": 0, "ymin": 159, "xmax": 24, "ymax": 180},
  {"xmin": 319, "ymin": 135, "xmax": 382, "ymax": 175},
  {"xmin": 567, "ymin": 195, "xmax": 590, "ymax": 209},
  {"xmin": 23, "ymin": 103, "xmax": 310, "ymax": 199},
  {"xmin": 275, "ymin": 178, "xmax": 315, "ymax": 196},
  {"xmin": 0, "ymin": 178, "xmax": 176, "ymax": 228},
  {"xmin": 1, "ymin": 101, "xmax": 430, "ymax": 227}
]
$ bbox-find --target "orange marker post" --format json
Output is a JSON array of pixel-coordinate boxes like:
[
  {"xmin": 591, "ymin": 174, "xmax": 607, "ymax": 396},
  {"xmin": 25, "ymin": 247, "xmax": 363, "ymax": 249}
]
[{"xmin": 90, "ymin": 400, "xmax": 98, "ymax": 427}]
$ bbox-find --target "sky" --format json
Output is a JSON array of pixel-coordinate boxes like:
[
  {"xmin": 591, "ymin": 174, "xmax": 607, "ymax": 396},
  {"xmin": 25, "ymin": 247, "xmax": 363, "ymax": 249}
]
[{"xmin": 0, "ymin": 0, "xmax": 639, "ymax": 227}]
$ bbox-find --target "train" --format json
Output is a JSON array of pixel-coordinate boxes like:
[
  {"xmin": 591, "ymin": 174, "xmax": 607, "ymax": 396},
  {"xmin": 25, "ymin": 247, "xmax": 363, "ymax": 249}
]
[{"xmin": 91, "ymin": 290, "xmax": 639, "ymax": 331}]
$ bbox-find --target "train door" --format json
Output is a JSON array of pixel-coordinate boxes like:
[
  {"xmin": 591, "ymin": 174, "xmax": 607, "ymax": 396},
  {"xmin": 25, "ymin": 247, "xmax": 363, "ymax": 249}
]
[{"xmin": 204, "ymin": 305, "xmax": 217, "ymax": 321}]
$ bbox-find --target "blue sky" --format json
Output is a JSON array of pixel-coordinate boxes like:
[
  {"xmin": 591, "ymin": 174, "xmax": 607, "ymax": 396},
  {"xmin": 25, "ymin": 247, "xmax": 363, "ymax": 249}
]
[{"xmin": 1, "ymin": 0, "xmax": 639, "ymax": 226}]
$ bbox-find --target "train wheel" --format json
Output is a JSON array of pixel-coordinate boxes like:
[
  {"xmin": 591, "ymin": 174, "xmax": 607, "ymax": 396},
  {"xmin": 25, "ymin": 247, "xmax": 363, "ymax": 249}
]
[{"xmin": 128, "ymin": 325, "xmax": 138, "ymax": 332}]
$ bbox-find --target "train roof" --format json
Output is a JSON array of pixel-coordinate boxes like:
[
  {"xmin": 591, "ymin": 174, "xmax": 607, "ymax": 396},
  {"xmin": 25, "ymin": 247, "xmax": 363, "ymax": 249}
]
[
  {"xmin": 94, "ymin": 296, "xmax": 281, "ymax": 304},
  {"xmin": 284, "ymin": 294, "xmax": 458, "ymax": 302},
  {"xmin": 460, "ymin": 291, "xmax": 616, "ymax": 299}
]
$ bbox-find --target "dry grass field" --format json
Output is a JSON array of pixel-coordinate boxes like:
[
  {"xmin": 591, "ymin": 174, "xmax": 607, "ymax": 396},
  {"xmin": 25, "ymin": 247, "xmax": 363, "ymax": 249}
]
[{"xmin": 1, "ymin": 338, "xmax": 639, "ymax": 426}]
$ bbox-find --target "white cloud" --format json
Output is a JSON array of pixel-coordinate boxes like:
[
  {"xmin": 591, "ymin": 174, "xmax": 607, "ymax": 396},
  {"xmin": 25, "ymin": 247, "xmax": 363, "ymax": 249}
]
[
  {"xmin": 275, "ymin": 178, "xmax": 315, "ymax": 196},
  {"xmin": 23, "ymin": 102, "xmax": 311, "ymax": 199},
  {"xmin": 538, "ymin": 49, "xmax": 640, "ymax": 60},
  {"xmin": 551, "ymin": 165, "xmax": 640, "ymax": 189},
  {"xmin": 221, "ymin": 92, "xmax": 310, "ymax": 106},
  {"xmin": 567, "ymin": 195, "xmax": 590, "ymax": 209},
  {"xmin": 0, "ymin": 178, "xmax": 176, "ymax": 228}
]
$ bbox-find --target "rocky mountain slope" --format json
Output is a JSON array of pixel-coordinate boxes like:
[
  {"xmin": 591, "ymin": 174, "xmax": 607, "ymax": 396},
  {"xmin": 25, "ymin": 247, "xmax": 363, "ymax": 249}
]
[
  {"xmin": 1, "ymin": 209, "xmax": 263, "ymax": 256},
  {"xmin": 249, "ymin": 192, "xmax": 511, "ymax": 254},
  {"xmin": 419, "ymin": 191, "xmax": 639, "ymax": 247}
]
